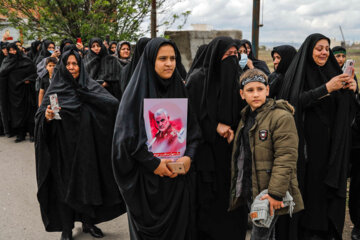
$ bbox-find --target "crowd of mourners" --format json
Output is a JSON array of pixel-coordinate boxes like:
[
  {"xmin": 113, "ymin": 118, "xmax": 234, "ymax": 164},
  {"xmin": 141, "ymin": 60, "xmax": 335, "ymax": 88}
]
[{"xmin": 0, "ymin": 33, "xmax": 359, "ymax": 240}]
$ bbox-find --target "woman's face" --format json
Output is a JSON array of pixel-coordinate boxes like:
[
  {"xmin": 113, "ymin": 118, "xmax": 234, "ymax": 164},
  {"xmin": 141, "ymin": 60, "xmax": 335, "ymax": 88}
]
[
  {"xmin": 312, "ymin": 39, "xmax": 330, "ymax": 67},
  {"xmin": 222, "ymin": 46, "xmax": 238, "ymax": 60},
  {"xmin": 245, "ymin": 43, "xmax": 251, "ymax": 55},
  {"xmin": 8, "ymin": 48, "xmax": 17, "ymax": 55},
  {"xmin": 238, "ymin": 46, "xmax": 247, "ymax": 55},
  {"xmin": 155, "ymin": 45, "xmax": 176, "ymax": 79},
  {"xmin": 334, "ymin": 53, "xmax": 346, "ymax": 67},
  {"xmin": 110, "ymin": 44, "xmax": 117, "ymax": 53},
  {"xmin": 66, "ymin": 55, "xmax": 80, "ymax": 79},
  {"xmin": 91, "ymin": 42, "xmax": 101, "ymax": 55},
  {"xmin": 47, "ymin": 43, "xmax": 55, "ymax": 51},
  {"xmin": 273, "ymin": 52, "xmax": 281, "ymax": 70},
  {"xmin": 2, "ymin": 48, "xmax": 8, "ymax": 56},
  {"xmin": 119, "ymin": 43, "xmax": 130, "ymax": 58}
]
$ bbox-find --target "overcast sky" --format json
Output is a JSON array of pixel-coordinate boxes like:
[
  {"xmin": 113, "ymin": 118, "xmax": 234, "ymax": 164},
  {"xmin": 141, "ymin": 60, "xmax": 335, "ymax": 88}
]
[{"xmin": 159, "ymin": 0, "xmax": 360, "ymax": 44}]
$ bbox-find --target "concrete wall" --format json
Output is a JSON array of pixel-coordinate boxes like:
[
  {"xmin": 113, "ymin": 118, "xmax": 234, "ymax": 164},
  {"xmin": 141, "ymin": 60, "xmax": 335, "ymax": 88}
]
[{"xmin": 165, "ymin": 30, "xmax": 242, "ymax": 71}]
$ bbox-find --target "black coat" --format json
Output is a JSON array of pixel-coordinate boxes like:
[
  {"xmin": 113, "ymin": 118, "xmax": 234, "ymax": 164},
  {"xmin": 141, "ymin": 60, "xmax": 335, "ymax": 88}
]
[{"xmin": 35, "ymin": 49, "xmax": 125, "ymax": 232}]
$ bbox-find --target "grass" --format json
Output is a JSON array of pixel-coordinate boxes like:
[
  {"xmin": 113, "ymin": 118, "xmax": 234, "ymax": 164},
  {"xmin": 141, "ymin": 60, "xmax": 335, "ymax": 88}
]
[{"xmin": 258, "ymin": 49, "xmax": 360, "ymax": 81}]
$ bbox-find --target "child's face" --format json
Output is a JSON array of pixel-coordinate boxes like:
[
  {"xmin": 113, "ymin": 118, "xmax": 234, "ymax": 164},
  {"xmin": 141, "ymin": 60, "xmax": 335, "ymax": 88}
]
[
  {"xmin": 46, "ymin": 62, "xmax": 56, "ymax": 75},
  {"xmin": 240, "ymin": 81, "xmax": 269, "ymax": 111}
]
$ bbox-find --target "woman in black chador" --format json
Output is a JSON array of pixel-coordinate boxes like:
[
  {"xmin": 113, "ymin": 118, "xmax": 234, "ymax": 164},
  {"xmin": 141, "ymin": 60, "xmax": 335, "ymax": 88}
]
[
  {"xmin": 186, "ymin": 36, "xmax": 246, "ymax": 240},
  {"xmin": 83, "ymin": 38, "xmax": 122, "ymax": 100},
  {"xmin": 0, "ymin": 42, "xmax": 37, "ymax": 142},
  {"xmin": 35, "ymin": 49, "xmax": 125, "ymax": 240},
  {"xmin": 279, "ymin": 33, "xmax": 358, "ymax": 240},
  {"xmin": 120, "ymin": 37, "xmax": 151, "ymax": 94},
  {"xmin": 112, "ymin": 38, "xmax": 201, "ymax": 240},
  {"xmin": 237, "ymin": 39, "xmax": 270, "ymax": 75},
  {"xmin": 268, "ymin": 45, "xmax": 297, "ymax": 99}
]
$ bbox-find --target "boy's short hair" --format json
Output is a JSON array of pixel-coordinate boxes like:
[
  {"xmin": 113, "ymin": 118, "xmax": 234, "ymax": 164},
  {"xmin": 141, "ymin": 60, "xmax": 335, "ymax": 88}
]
[
  {"xmin": 239, "ymin": 69, "xmax": 268, "ymax": 89},
  {"xmin": 46, "ymin": 57, "xmax": 58, "ymax": 66}
]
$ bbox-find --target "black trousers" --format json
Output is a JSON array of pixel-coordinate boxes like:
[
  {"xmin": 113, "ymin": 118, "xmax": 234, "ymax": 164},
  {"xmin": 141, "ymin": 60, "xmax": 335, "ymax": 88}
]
[{"xmin": 350, "ymin": 148, "xmax": 360, "ymax": 229}]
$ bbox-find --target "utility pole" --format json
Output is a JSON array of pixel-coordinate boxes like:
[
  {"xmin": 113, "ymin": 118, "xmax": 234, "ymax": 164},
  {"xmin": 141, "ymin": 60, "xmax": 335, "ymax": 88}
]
[
  {"xmin": 252, "ymin": 0, "xmax": 261, "ymax": 58},
  {"xmin": 151, "ymin": 0, "xmax": 157, "ymax": 38}
]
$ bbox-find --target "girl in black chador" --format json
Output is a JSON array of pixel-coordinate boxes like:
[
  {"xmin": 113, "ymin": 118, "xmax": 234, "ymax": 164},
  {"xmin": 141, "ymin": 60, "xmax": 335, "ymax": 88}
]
[{"xmin": 112, "ymin": 38, "xmax": 201, "ymax": 240}]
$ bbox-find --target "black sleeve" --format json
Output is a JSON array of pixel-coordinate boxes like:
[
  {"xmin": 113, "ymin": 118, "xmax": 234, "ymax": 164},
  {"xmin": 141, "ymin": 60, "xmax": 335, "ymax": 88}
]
[
  {"xmin": 40, "ymin": 77, "xmax": 45, "ymax": 90},
  {"xmin": 300, "ymin": 84, "xmax": 329, "ymax": 109}
]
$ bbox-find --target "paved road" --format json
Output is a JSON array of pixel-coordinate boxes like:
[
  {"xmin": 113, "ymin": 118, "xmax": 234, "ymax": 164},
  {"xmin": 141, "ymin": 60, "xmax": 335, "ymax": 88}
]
[
  {"xmin": 0, "ymin": 136, "xmax": 129, "ymax": 240},
  {"xmin": 0, "ymin": 135, "xmax": 254, "ymax": 240}
]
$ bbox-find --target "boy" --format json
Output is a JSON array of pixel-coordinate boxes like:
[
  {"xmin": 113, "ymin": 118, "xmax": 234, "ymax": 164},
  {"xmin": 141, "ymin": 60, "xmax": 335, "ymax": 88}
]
[
  {"xmin": 38, "ymin": 57, "xmax": 57, "ymax": 107},
  {"xmin": 228, "ymin": 69, "xmax": 304, "ymax": 239}
]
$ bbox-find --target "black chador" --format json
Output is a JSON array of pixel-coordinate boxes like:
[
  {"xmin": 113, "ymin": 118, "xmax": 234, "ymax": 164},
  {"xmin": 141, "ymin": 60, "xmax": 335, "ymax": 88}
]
[
  {"xmin": 268, "ymin": 45, "xmax": 297, "ymax": 99},
  {"xmin": 112, "ymin": 38, "xmax": 201, "ymax": 240},
  {"xmin": 279, "ymin": 33, "xmax": 357, "ymax": 239},
  {"xmin": 186, "ymin": 36, "xmax": 246, "ymax": 240},
  {"xmin": 0, "ymin": 43, "xmax": 37, "ymax": 140},
  {"xmin": 120, "ymin": 37, "xmax": 151, "ymax": 94},
  {"xmin": 83, "ymin": 38, "xmax": 122, "ymax": 100},
  {"xmin": 35, "ymin": 49, "xmax": 125, "ymax": 233}
]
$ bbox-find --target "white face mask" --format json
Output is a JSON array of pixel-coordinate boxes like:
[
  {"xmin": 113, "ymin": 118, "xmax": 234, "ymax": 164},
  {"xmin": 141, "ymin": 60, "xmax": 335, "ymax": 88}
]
[{"xmin": 239, "ymin": 53, "xmax": 248, "ymax": 69}]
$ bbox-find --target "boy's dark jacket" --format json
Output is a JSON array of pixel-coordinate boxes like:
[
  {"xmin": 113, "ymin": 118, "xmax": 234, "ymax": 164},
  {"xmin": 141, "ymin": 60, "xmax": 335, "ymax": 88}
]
[{"xmin": 229, "ymin": 98, "xmax": 304, "ymax": 215}]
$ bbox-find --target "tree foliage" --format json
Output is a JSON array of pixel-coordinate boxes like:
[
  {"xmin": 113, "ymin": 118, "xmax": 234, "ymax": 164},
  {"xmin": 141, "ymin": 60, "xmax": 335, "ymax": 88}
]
[{"xmin": 0, "ymin": 0, "xmax": 190, "ymax": 43}]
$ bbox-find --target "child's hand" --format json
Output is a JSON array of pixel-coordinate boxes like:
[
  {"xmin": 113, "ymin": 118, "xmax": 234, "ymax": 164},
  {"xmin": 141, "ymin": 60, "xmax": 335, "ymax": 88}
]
[{"xmin": 260, "ymin": 194, "xmax": 285, "ymax": 216}]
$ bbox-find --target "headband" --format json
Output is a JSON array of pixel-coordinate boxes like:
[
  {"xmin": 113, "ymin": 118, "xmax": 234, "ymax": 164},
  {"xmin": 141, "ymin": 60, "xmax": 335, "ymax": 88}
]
[{"xmin": 240, "ymin": 75, "xmax": 268, "ymax": 89}]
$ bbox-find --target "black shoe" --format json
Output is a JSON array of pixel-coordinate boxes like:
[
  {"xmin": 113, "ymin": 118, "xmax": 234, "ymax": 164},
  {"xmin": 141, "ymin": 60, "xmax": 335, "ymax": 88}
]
[
  {"xmin": 83, "ymin": 223, "xmax": 104, "ymax": 238},
  {"xmin": 14, "ymin": 136, "xmax": 25, "ymax": 143},
  {"xmin": 352, "ymin": 227, "xmax": 360, "ymax": 240},
  {"xmin": 29, "ymin": 136, "xmax": 34, "ymax": 142},
  {"xmin": 60, "ymin": 231, "xmax": 73, "ymax": 240}
]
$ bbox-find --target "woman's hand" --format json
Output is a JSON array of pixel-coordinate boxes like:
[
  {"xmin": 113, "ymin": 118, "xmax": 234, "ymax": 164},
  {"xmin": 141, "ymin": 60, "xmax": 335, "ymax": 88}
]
[
  {"xmin": 76, "ymin": 42, "xmax": 84, "ymax": 50},
  {"xmin": 226, "ymin": 129, "xmax": 234, "ymax": 144},
  {"xmin": 45, "ymin": 105, "xmax": 61, "ymax": 121},
  {"xmin": 102, "ymin": 81, "xmax": 108, "ymax": 88},
  {"xmin": 154, "ymin": 159, "xmax": 173, "ymax": 177},
  {"xmin": 260, "ymin": 194, "xmax": 285, "ymax": 216},
  {"xmin": 343, "ymin": 78, "xmax": 357, "ymax": 92},
  {"xmin": 217, "ymin": 123, "xmax": 231, "ymax": 137},
  {"xmin": 326, "ymin": 73, "xmax": 350, "ymax": 93},
  {"xmin": 176, "ymin": 156, "xmax": 191, "ymax": 174},
  {"xmin": 247, "ymin": 58, "xmax": 254, "ymax": 69}
]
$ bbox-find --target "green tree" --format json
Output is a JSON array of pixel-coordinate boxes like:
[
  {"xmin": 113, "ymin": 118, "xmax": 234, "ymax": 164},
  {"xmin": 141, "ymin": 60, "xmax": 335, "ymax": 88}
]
[{"xmin": 0, "ymin": 0, "xmax": 190, "ymax": 43}]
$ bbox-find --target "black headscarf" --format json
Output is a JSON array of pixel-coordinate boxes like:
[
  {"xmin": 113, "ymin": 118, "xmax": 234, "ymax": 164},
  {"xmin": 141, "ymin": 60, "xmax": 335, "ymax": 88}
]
[
  {"xmin": 108, "ymin": 40, "xmax": 117, "ymax": 55},
  {"xmin": 120, "ymin": 37, "xmax": 151, "ymax": 93},
  {"xmin": 186, "ymin": 36, "xmax": 240, "ymax": 142},
  {"xmin": 60, "ymin": 38, "xmax": 74, "ymax": 54},
  {"xmin": 112, "ymin": 38, "xmax": 201, "ymax": 240},
  {"xmin": 35, "ymin": 49, "xmax": 125, "ymax": 231},
  {"xmin": 238, "ymin": 39, "xmax": 271, "ymax": 75},
  {"xmin": 83, "ymin": 38, "xmax": 122, "ymax": 99},
  {"xmin": 268, "ymin": 45, "xmax": 297, "ymax": 98},
  {"xmin": 0, "ymin": 42, "xmax": 8, "ymax": 66},
  {"xmin": 35, "ymin": 39, "xmax": 55, "ymax": 65},
  {"xmin": 185, "ymin": 44, "xmax": 208, "ymax": 83},
  {"xmin": 279, "ymin": 33, "xmax": 356, "ymax": 198},
  {"xmin": 27, "ymin": 40, "xmax": 41, "ymax": 61},
  {"xmin": 115, "ymin": 41, "xmax": 131, "ymax": 66}
]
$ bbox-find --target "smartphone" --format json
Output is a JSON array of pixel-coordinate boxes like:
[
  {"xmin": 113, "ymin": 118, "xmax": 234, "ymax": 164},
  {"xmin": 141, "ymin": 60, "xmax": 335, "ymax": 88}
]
[
  {"xmin": 167, "ymin": 162, "xmax": 186, "ymax": 174},
  {"xmin": 76, "ymin": 37, "xmax": 82, "ymax": 44},
  {"xmin": 105, "ymin": 35, "xmax": 110, "ymax": 44},
  {"xmin": 344, "ymin": 59, "xmax": 355, "ymax": 76}
]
